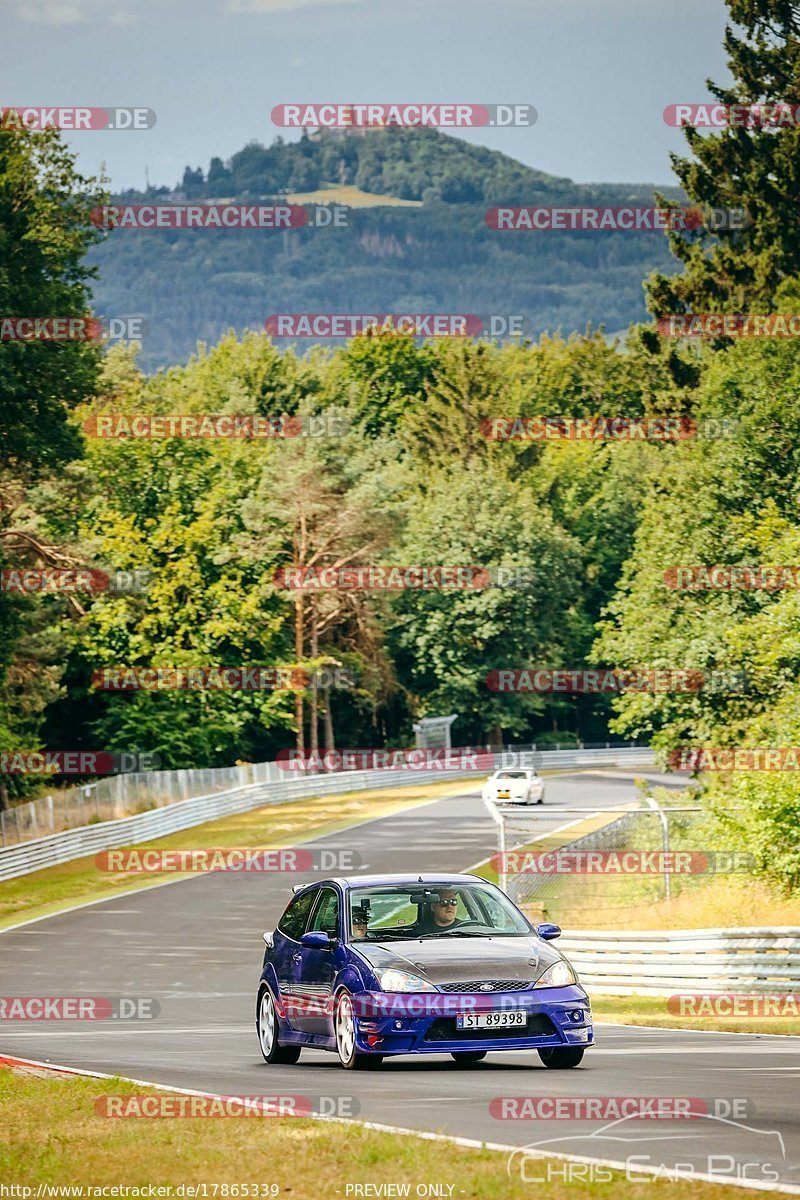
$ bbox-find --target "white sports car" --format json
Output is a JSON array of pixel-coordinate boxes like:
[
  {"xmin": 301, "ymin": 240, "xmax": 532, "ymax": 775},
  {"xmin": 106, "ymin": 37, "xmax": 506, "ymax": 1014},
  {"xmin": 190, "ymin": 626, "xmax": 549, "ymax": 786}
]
[{"xmin": 482, "ymin": 768, "xmax": 545, "ymax": 806}]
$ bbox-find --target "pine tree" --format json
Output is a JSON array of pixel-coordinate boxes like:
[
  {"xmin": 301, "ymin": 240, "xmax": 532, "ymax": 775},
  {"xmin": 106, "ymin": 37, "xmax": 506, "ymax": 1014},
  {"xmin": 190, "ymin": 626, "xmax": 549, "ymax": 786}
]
[{"xmin": 646, "ymin": 0, "xmax": 800, "ymax": 316}]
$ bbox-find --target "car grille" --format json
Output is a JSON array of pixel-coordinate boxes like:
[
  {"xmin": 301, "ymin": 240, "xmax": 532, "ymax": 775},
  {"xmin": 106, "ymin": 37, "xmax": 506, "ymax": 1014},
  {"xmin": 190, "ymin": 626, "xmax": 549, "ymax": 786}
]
[
  {"xmin": 438, "ymin": 980, "xmax": 531, "ymax": 993},
  {"xmin": 424, "ymin": 1014, "xmax": 556, "ymax": 1042}
]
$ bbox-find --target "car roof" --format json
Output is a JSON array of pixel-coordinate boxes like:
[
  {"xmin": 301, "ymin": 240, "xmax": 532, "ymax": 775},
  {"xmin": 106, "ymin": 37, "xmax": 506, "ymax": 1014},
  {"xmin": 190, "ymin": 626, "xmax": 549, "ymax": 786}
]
[{"xmin": 292, "ymin": 872, "xmax": 488, "ymax": 894}]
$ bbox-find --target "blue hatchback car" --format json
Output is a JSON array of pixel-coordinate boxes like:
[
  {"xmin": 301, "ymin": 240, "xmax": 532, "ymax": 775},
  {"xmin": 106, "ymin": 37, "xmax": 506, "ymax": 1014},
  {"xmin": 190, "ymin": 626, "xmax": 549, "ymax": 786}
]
[{"xmin": 256, "ymin": 873, "xmax": 593, "ymax": 1070}]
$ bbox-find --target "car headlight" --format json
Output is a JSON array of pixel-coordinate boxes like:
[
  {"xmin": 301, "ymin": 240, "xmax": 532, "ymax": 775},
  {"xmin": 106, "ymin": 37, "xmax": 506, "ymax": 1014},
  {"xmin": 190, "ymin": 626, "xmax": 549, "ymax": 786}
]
[
  {"xmin": 378, "ymin": 968, "xmax": 437, "ymax": 993},
  {"xmin": 534, "ymin": 960, "xmax": 578, "ymax": 988}
]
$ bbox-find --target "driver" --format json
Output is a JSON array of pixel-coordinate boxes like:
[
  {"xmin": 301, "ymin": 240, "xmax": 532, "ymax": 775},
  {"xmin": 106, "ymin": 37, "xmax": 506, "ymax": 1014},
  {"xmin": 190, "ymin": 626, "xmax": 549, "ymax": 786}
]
[{"xmin": 419, "ymin": 888, "xmax": 462, "ymax": 933}]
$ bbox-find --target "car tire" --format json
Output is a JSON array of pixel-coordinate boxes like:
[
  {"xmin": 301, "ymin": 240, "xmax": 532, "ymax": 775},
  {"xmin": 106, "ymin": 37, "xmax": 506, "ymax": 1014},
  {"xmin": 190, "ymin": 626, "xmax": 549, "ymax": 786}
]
[
  {"xmin": 538, "ymin": 791, "xmax": 545, "ymax": 805},
  {"xmin": 257, "ymin": 987, "xmax": 301, "ymax": 1064},
  {"xmin": 538, "ymin": 1046, "xmax": 584, "ymax": 1069},
  {"xmin": 335, "ymin": 990, "xmax": 382, "ymax": 1070},
  {"xmin": 451, "ymin": 1051, "xmax": 487, "ymax": 1065}
]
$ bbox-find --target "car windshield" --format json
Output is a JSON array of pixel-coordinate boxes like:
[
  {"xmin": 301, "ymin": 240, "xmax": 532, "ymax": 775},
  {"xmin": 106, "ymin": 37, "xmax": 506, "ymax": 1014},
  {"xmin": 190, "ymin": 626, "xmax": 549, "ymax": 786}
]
[
  {"xmin": 495, "ymin": 771, "xmax": 529, "ymax": 780},
  {"xmin": 347, "ymin": 882, "xmax": 532, "ymax": 940}
]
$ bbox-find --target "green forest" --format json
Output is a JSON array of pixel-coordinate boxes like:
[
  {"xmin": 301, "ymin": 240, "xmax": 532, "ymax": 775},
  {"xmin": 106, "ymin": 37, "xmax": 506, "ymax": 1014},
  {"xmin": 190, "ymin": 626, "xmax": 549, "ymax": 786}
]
[{"xmin": 2, "ymin": 0, "xmax": 800, "ymax": 894}]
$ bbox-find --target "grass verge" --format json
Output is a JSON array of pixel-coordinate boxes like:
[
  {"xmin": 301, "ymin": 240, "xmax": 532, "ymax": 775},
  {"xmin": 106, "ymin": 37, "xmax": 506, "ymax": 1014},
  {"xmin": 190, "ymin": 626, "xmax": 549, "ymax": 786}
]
[
  {"xmin": 581, "ymin": 874, "xmax": 800, "ymax": 931},
  {"xmin": 0, "ymin": 778, "xmax": 472, "ymax": 932},
  {"xmin": 0, "ymin": 1065, "xmax": 760, "ymax": 1199},
  {"xmin": 592, "ymin": 993, "xmax": 799, "ymax": 1036}
]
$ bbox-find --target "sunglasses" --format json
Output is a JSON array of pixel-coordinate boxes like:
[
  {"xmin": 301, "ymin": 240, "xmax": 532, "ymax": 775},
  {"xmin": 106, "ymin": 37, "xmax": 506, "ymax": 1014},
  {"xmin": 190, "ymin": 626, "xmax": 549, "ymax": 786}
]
[{"xmin": 434, "ymin": 898, "xmax": 458, "ymax": 907}]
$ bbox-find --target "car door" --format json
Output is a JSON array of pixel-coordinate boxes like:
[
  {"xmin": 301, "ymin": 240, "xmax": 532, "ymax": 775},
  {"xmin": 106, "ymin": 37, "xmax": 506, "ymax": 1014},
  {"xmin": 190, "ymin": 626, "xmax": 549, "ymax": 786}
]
[
  {"xmin": 272, "ymin": 886, "xmax": 319, "ymax": 1029},
  {"xmin": 293, "ymin": 885, "xmax": 341, "ymax": 1039}
]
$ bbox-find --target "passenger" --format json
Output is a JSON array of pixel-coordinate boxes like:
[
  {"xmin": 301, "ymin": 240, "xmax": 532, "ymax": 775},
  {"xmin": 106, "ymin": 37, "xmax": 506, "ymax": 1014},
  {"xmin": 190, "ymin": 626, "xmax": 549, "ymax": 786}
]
[{"xmin": 351, "ymin": 906, "xmax": 369, "ymax": 940}]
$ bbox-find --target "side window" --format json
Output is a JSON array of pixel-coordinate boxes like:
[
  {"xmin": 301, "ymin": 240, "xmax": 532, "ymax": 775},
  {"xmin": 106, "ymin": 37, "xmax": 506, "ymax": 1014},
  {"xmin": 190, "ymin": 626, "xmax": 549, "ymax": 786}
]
[
  {"xmin": 477, "ymin": 891, "xmax": 519, "ymax": 932},
  {"xmin": 277, "ymin": 888, "xmax": 318, "ymax": 941},
  {"xmin": 309, "ymin": 887, "xmax": 340, "ymax": 936}
]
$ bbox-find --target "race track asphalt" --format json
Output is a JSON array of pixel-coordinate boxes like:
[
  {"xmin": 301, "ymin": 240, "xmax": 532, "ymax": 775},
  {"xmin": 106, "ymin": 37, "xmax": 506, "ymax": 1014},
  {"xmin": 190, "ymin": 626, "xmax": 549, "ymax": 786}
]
[{"xmin": 1, "ymin": 770, "xmax": 798, "ymax": 1191}]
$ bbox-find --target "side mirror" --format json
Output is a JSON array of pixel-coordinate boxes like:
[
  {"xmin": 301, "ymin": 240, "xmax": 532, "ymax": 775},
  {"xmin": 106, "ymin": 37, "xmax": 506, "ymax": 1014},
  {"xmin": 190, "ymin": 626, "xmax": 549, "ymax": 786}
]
[
  {"xmin": 536, "ymin": 923, "xmax": 562, "ymax": 941},
  {"xmin": 301, "ymin": 930, "xmax": 332, "ymax": 949},
  {"xmin": 262, "ymin": 930, "xmax": 273, "ymax": 948}
]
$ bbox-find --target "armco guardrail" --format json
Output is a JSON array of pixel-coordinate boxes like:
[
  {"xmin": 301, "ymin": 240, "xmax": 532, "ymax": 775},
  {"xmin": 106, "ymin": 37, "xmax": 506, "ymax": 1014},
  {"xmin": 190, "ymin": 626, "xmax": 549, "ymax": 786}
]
[
  {"xmin": 0, "ymin": 746, "xmax": 654, "ymax": 882},
  {"xmin": 0, "ymin": 741, "xmax": 653, "ymax": 846},
  {"xmin": 559, "ymin": 927, "xmax": 800, "ymax": 995}
]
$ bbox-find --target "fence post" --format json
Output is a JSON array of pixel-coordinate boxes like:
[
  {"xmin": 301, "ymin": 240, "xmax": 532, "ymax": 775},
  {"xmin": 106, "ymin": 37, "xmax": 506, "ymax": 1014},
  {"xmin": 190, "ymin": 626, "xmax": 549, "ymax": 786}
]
[
  {"xmin": 483, "ymin": 794, "xmax": 507, "ymax": 895},
  {"xmin": 47, "ymin": 794, "xmax": 55, "ymax": 833},
  {"xmin": 643, "ymin": 795, "xmax": 671, "ymax": 906}
]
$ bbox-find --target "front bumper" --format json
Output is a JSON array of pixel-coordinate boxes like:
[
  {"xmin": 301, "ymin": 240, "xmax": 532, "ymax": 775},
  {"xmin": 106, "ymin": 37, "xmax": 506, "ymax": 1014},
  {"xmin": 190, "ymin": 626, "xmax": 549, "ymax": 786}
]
[{"xmin": 351, "ymin": 984, "xmax": 592, "ymax": 1056}]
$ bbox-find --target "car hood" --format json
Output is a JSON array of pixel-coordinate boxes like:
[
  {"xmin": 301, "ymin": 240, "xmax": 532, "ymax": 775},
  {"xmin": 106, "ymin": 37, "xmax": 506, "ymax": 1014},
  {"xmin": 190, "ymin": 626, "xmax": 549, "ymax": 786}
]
[{"xmin": 353, "ymin": 934, "xmax": 566, "ymax": 986}]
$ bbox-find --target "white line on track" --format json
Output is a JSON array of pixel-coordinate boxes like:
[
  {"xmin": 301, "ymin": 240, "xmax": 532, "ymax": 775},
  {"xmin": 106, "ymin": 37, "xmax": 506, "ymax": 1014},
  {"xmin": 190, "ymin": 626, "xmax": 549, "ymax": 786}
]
[
  {"xmin": 0, "ymin": 1027, "xmax": 252, "ymax": 1036},
  {"xmin": 596, "ymin": 1021, "xmax": 799, "ymax": 1039}
]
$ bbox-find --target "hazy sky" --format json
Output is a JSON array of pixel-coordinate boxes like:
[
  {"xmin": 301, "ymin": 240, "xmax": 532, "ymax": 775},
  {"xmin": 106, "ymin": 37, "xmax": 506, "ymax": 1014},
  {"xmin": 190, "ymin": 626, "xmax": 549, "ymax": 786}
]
[{"xmin": 2, "ymin": 0, "xmax": 732, "ymax": 191}]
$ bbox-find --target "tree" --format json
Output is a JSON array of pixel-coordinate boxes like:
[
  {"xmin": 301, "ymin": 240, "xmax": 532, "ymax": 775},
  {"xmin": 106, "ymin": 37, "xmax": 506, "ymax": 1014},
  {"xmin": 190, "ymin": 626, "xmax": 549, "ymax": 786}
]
[
  {"xmin": 388, "ymin": 462, "xmax": 585, "ymax": 744},
  {"xmin": 338, "ymin": 333, "xmax": 435, "ymax": 438},
  {"xmin": 239, "ymin": 408, "xmax": 400, "ymax": 756},
  {"xmin": 0, "ymin": 128, "xmax": 105, "ymax": 805},
  {"xmin": 0, "ymin": 129, "xmax": 104, "ymax": 471},
  {"xmin": 647, "ymin": 0, "xmax": 800, "ymax": 316},
  {"xmin": 181, "ymin": 166, "xmax": 205, "ymax": 199},
  {"xmin": 594, "ymin": 303, "xmax": 800, "ymax": 749},
  {"xmin": 207, "ymin": 156, "xmax": 232, "ymax": 195}
]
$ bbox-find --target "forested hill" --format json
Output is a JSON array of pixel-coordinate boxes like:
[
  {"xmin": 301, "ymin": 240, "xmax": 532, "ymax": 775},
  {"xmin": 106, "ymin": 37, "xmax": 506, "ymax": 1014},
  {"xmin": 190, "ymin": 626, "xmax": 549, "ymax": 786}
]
[{"xmin": 91, "ymin": 127, "xmax": 683, "ymax": 370}]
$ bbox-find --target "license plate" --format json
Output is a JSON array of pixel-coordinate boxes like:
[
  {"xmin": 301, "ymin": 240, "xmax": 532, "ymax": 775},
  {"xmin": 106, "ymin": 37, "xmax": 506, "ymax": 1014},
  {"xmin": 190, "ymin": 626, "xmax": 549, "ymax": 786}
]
[
  {"xmin": 456, "ymin": 1010, "xmax": 527, "ymax": 1030},
  {"xmin": 497, "ymin": 792, "xmax": 510, "ymax": 800}
]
